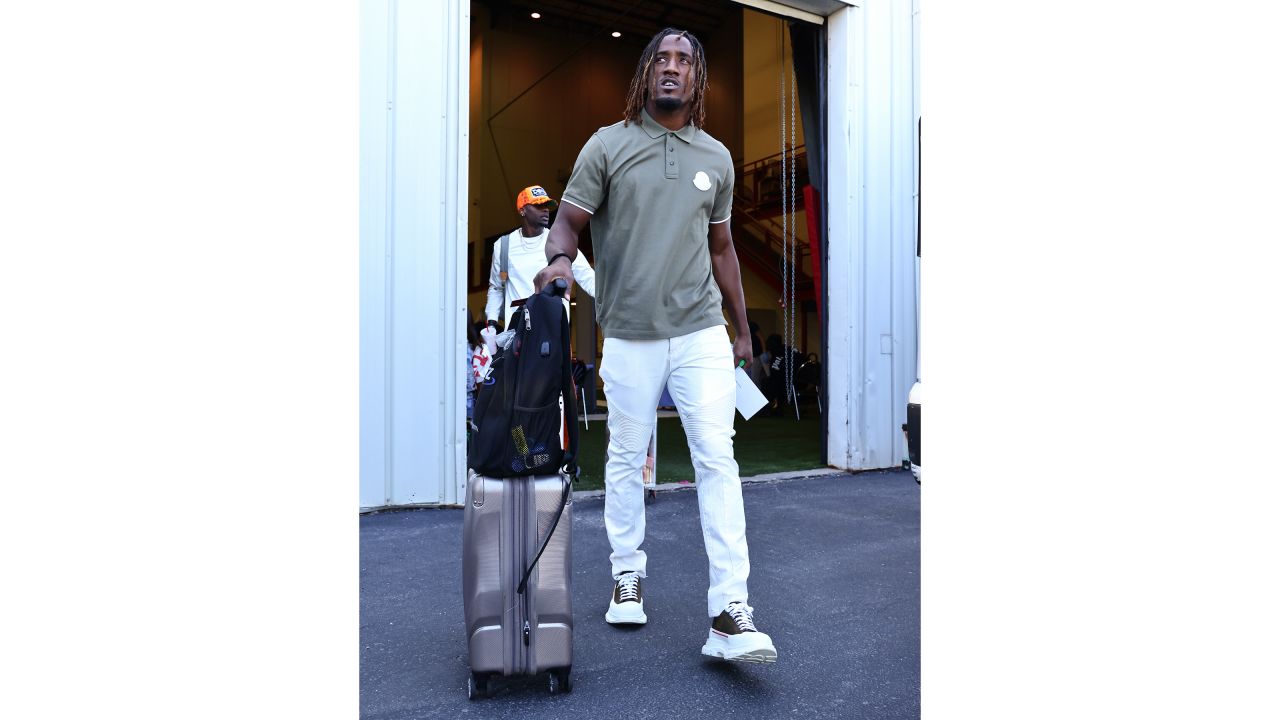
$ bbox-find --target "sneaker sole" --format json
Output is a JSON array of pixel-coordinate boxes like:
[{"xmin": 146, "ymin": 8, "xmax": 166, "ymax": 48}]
[
  {"xmin": 701, "ymin": 632, "xmax": 777, "ymax": 663},
  {"xmin": 701, "ymin": 644, "xmax": 777, "ymax": 663},
  {"xmin": 604, "ymin": 607, "xmax": 647, "ymax": 625}
]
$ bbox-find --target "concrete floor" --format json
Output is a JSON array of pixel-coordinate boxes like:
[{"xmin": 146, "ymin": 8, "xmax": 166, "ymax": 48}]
[{"xmin": 360, "ymin": 469, "xmax": 920, "ymax": 720}]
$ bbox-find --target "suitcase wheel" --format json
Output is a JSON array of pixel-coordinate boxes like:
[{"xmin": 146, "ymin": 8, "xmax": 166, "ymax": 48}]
[
  {"xmin": 548, "ymin": 667, "xmax": 572, "ymax": 694},
  {"xmin": 468, "ymin": 672, "xmax": 489, "ymax": 700}
]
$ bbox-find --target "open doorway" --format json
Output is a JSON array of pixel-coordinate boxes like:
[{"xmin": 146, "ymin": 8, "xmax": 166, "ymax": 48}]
[{"xmin": 466, "ymin": 0, "xmax": 826, "ymax": 487}]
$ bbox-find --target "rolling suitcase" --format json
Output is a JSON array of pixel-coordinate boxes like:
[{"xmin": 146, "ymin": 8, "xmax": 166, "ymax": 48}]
[
  {"xmin": 463, "ymin": 278, "xmax": 578, "ymax": 699},
  {"xmin": 462, "ymin": 470, "xmax": 573, "ymax": 698}
]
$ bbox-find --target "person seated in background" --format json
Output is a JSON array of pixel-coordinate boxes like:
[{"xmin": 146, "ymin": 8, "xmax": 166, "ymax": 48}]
[{"xmin": 763, "ymin": 333, "xmax": 803, "ymax": 415}]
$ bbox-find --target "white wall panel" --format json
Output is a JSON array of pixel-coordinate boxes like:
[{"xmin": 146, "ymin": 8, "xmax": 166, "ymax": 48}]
[
  {"xmin": 826, "ymin": 0, "xmax": 919, "ymax": 471},
  {"xmin": 361, "ymin": 0, "xmax": 469, "ymax": 509},
  {"xmin": 826, "ymin": 5, "xmax": 864, "ymax": 470},
  {"xmin": 360, "ymin": 0, "xmax": 391, "ymax": 509},
  {"xmin": 889, "ymin": 0, "xmax": 920, "ymax": 466},
  {"xmin": 860, "ymin": 0, "xmax": 895, "ymax": 469}
]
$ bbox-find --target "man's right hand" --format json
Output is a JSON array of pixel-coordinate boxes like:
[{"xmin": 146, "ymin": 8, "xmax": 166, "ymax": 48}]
[{"xmin": 532, "ymin": 257, "xmax": 575, "ymax": 294}]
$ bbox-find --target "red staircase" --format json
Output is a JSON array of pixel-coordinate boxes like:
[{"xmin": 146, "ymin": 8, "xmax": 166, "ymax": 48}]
[{"xmin": 731, "ymin": 146, "xmax": 815, "ymax": 302}]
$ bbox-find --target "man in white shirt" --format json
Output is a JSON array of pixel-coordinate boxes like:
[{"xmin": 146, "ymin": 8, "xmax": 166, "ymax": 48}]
[{"xmin": 484, "ymin": 185, "xmax": 596, "ymax": 339}]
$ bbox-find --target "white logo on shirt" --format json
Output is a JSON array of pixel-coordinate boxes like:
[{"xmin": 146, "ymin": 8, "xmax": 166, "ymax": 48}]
[{"xmin": 693, "ymin": 171, "xmax": 712, "ymax": 191}]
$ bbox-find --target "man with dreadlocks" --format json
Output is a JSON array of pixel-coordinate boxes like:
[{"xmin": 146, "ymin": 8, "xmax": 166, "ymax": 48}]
[{"xmin": 533, "ymin": 28, "xmax": 776, "ymax": 664}]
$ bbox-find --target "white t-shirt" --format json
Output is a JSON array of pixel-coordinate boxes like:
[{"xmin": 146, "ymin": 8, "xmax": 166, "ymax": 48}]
[{"xmin": 484, "ymin": 228, "xmax": 596, "ymax": 327}]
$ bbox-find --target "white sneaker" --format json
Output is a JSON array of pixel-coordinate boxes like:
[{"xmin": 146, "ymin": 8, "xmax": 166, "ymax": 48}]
[
  {"xmin": 701, "ymin": 601, "xmax": 777, "ymax": 663},
  {"xmin": 604, "ymin": 571, "xmax": 647, "ymax": 625}
]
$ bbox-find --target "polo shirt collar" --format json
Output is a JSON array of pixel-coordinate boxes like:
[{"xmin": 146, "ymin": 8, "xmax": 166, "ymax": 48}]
[{"xmin": 639, "ymin": 108, "xmax": 697, "ymax": 143}]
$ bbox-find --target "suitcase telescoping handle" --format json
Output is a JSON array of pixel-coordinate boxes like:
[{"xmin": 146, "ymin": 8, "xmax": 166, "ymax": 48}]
[
  {"xmin": 546, "ymin": 276, "xmax": 568, "ymax": 296},
  {"xmin": 516, "ymin": 474, "xmax": 570, "ymax": 595}
]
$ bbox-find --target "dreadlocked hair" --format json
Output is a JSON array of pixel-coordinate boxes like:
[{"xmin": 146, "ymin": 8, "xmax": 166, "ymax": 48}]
[{"xmin": 623, "ymin": 28, "xmax": 709, "ymax": 129}]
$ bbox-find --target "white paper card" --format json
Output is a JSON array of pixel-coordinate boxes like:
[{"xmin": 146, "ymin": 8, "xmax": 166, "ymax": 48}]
[{"xmin": 735, "ymin": 366, "xmax": 768, "ymax": 420}]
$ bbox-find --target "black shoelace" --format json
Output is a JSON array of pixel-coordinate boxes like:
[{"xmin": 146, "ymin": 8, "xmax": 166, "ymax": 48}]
[
  {"xmin": 616, "ymin": 573, "xmax": 640, "ymax": 602},
  {"xmin": 727, "ymin": 602, "xmax": 757, "ymax": 631}
]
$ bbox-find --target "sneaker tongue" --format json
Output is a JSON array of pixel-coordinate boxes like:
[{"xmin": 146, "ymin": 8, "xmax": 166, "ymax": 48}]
[{"xmin": 727, "ymin": 603, "xmax": 756, "ymax": 630}]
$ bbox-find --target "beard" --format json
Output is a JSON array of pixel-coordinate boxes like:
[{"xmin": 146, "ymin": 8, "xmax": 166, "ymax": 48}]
[{"xmin": 653, "ymin": 95, "xmax": 685, "ymax": 112}]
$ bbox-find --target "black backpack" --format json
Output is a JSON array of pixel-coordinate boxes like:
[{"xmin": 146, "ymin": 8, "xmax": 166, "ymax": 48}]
[{"xmin": 469, "ymin": 278, "xmax": 580, "ymax": 478}]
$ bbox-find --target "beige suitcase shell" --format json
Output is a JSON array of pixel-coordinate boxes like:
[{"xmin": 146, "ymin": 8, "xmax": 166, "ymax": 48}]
[{"xmin": 462, "ymin": 470, "xmax": 573, "ymax": 698}]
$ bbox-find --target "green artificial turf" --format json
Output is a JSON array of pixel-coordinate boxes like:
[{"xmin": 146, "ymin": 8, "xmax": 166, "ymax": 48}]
[{"xmin": 572, "ymin": 409, "xmax": 824, "ymax": 492}]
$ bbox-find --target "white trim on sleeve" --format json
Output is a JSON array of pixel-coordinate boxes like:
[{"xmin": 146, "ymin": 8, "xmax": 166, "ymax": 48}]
[
  {"xmin": 561, "ymin": 198, "xmax": 596, "ymax": 215},
  {"xmin": 710, "ymin": 215, "xmax": 731, "ymax": 224}
]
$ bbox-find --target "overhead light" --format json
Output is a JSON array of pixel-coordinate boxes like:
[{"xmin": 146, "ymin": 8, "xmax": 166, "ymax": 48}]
[
  {"xmin": 611, "ymin": 31, "xmax": 621, "ymax": 38},
  {"xmin": 530, "ymin": 12, "xmax": 541, "ymax": 19}
]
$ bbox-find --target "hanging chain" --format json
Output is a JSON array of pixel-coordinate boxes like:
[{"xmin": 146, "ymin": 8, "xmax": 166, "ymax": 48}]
[
  {"xmin": 777, "ymin": 31, "xmax": 798, "ymax": 416},
  {"xmin": 786, "ymin": 60, "xmax": 798, "ymax": 416},
  {"xmin": 778, "ymin": 28, "xmax": 790, "ymax": 411}
]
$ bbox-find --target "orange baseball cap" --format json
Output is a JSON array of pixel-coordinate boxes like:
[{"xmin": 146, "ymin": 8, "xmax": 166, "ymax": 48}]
[{"xmin": 516, "ymin": 185, "xmax": 558, "ymax": 211}]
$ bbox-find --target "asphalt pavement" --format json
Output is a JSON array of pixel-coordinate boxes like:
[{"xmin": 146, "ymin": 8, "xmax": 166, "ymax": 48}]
[{"xmin": 360, "ymin": 469, "xmax": 920, "ymax": 719}]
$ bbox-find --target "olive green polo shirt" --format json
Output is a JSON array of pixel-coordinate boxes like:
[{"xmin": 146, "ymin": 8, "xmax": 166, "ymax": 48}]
[{"xmin": 561, "ymin": 109, "xmax": 735, "ymax": 340}]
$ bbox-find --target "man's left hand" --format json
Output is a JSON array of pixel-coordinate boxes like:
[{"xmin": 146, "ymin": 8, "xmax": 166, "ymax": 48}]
[{"xmin": 732, "ymin": 334, "xmax": 752, "ymax": 369}]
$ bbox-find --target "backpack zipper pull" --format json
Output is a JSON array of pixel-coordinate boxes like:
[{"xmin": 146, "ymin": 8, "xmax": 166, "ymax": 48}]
[
  {"xmin": 523, "ymin": 620, "xmax": 531, "ymax": 646},
  {"xmin": 524, "ymin": 308, "xmax": 532, "ymax": 331}
]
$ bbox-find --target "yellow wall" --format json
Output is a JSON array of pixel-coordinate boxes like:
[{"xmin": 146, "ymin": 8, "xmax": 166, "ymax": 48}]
[
  {"xmin": 738, "ymin": 10, "xmax": 814, "ymax": 353},
  {"xmin": 741, "ymin": 9, "xmax": 810, "ymax": 256},
  {"xmin": 742, "ymin": 12, "xmax": 805, "ymax": 165}
]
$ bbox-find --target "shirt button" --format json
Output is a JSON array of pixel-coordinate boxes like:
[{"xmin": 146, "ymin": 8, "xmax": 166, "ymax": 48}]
[
  {"xmin": 668, "ymin": 160, "xmax": 675, "ymax": 165},
  {"xmin": 668, "ymin": 147, "xmax": 674, "ymax": 152}
]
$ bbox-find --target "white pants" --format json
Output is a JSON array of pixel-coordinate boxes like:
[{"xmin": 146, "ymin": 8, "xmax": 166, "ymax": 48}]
[{"xmin": 599, "ymin": 324, "xmax": 750, "ymax": 617}]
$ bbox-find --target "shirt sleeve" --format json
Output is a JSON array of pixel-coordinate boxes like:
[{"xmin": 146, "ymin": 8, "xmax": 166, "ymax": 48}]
[
  {"xmin": 561, "ymin": 134, "xmax": 608, "ymax": 214},
  {"xmin": 571, "ymin": 251, "xmax": 596, "ymax": 298},
  {"xmin": 710, "ymin": 160, "xmax": 734, "ymax": 224},
  {"xmin": 484, "ymin": 237, "xmax": 505, "ymax": 324}
]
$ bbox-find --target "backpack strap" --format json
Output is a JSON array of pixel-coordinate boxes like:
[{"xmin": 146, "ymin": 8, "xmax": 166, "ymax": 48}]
[
  {"xmin": 500, "ymin": 232, "xmax": 510, "ymax": 285},
  {"xmin": 559, "ymin": 293, "xmax": 580, "ymax": 471},
  {"xmin": 498, "ymin": 233, "xmax": 511, "ymax": 325}
]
